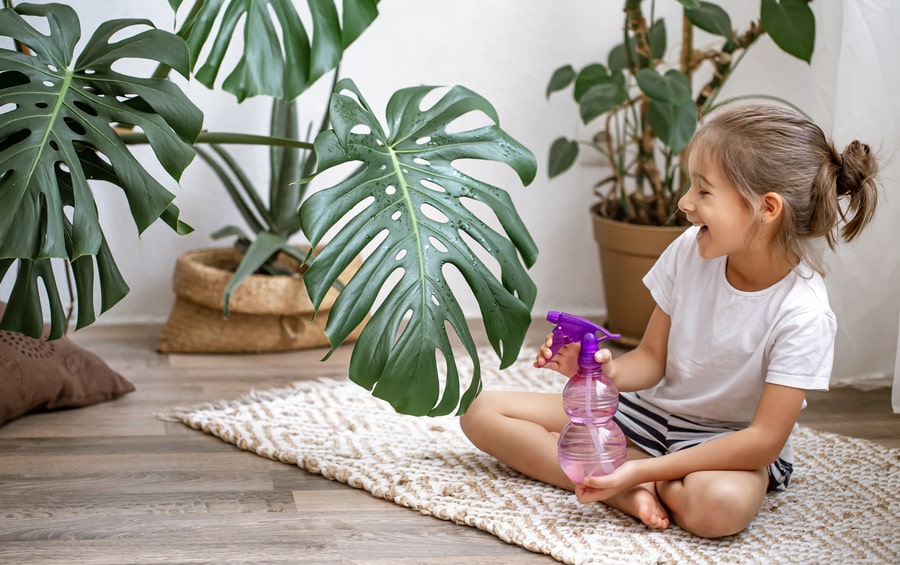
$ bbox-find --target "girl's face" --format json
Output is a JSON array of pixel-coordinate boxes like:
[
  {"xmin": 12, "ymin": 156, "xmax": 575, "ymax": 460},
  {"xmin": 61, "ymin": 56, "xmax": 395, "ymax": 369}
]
[{"xmin": 679, "ymin": 148, "xmax": 757, "ymax": 260}]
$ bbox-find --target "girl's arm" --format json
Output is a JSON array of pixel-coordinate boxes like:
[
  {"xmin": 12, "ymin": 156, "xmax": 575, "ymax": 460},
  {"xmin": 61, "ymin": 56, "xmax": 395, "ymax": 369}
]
[
  {"xmin": 579, "ymin": 381, "xmax": 808, "ymax": 500},
  {"xmin": 603, "ymin": 306, "xmax": 670, "ymax": 393},
  {"xmin": 535, "ymin": 306, "xmax": 671, "ymax": 393}
]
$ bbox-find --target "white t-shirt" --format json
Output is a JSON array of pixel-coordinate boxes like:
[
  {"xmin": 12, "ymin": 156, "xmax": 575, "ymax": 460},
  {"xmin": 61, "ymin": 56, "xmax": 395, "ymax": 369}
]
[{"xmin": 640, "ymin": 226, "xmax": 835, "ymax": 426}]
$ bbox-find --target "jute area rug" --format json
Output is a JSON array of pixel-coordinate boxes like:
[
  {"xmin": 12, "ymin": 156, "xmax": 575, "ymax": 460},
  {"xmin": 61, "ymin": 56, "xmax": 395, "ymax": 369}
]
[{"xmin": 166, "ymin": 350, "xmax": 899, "ymax": 565}]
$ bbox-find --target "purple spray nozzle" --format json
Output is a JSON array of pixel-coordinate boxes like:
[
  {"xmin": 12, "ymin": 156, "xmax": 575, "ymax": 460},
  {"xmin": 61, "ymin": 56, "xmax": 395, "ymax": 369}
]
[{"xmin": 545, "ymin": 310, "xmax": 620, "ymax": 367}]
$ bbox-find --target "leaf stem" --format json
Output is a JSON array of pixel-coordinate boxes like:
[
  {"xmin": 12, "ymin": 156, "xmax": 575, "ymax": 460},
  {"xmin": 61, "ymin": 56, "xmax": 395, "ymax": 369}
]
[{"xmin": 117, "ymin": 132, "xmax": 314, "ymax": 150}]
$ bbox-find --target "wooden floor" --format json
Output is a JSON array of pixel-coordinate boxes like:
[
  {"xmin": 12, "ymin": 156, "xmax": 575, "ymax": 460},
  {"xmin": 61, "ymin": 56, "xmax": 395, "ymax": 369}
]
[{"xmin": 1, "ymin": 324, "xmax": 897, "ymax": 565}]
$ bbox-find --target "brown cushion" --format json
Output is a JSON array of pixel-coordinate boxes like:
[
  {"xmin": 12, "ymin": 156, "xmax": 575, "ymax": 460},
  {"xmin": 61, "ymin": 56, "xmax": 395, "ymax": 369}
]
[{"xmin": 0, "ymin": 303, "xmax": 135, "ymax": 425}]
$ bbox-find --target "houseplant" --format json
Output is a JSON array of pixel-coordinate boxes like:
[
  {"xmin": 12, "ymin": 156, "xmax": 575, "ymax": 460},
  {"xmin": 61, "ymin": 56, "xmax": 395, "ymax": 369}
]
[
  {"xmin": 0, "ymin": 0, "xmax": 538, "ymax": 416},
  {"xmin": 154, "ymin": 85, "xmax": 361, "ymax": 354},
  {"xmin": 546, "ymin": 0, "xmax": 816, "ymax": 343}
]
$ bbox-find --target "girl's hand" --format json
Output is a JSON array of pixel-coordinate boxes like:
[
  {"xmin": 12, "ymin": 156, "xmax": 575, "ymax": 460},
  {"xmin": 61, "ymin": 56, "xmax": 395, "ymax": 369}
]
[
  {"xmin": 533, "ymin": 334, "xmax": 581, "ymax": 376},
  {"xmin": 574, "ymin": 460, "xmax": 642, "ymax": 503},
  {"xmin": 533, "ymin": 333, "xmax": 614, "ymax": 377}
]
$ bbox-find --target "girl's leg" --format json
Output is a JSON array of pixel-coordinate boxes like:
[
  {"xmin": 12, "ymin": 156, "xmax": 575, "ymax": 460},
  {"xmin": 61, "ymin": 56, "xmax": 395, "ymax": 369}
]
[
  {"xmin": 459, "ymin": 391, "xmax": 572, "ymax": 489},
  {"xmin": 462, "ymin": 392, "xmax": 671, "ymax": 529},
  {"xmin": 656, "ymin": 468, "xmax": 769, "ymax": 538}
]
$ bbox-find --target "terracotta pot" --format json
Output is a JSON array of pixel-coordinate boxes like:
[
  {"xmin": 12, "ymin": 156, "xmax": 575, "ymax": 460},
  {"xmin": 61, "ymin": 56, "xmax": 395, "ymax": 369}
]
[
  {"xmin": 157, "ymin": 247, "xmax": 363, "ymax": 353},
  {"xmin": 591, "ymin": 208, "xmax": 685, "ymax": 347}
]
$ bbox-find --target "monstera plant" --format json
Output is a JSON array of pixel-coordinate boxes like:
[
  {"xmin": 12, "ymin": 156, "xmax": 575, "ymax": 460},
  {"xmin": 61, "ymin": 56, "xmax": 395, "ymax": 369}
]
[{"xmin": 0, "ymin": 0, "xmax": 538, "ymax": 416}]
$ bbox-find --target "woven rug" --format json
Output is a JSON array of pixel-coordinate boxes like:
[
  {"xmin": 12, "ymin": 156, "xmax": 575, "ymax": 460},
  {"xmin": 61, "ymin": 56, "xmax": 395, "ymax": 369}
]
[{"xmin": 166, "ymin": 350, "xmax": 899, "ymax": 565}]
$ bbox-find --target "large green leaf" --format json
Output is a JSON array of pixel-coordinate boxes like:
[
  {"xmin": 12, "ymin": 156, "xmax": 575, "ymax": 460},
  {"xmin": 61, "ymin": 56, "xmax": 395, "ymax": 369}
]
[
  {"xmin": 545, "ymin": 65, "xmax": 576, "ymax": 99},
  {"xmin": 573, "ymin": 64, "xmax": 612, "ymax": 102},
  {"xmin": 548, "ymin": 137, "xmax": 579, "ymax": 178},
  {"xmin": 685, "ymin": 1, "xmax": 734, "ymax": 40},
  {"xmin": 636, "ymin": 68, "xmax": 692, "ymax": 104},
  {"xmin": 648, "ymin": 98, "xmax": 697, "ymax": 154},
  {"xmin": 608, "ymin": 18, "xmax": 667, "ymax": 72},
  {"xmin": 761, "ymin": 0, "xmax": 815, "ymax": 63},
  {"xmin": 172, "ymin": 0, "xmax": 379, "ymax": 102},
  {"xmin": 0, "ymin": 3, "xmax": 201, "ymax": 336},
  {"xmin": 299, "ymin": 79, "xmax": 538, "ymax": 416}
]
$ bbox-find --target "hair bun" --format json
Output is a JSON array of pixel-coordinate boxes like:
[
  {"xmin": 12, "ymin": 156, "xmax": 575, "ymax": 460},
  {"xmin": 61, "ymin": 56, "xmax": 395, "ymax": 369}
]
[{"xmin": 837, "ymin": 140, "xmax": 875, "ymax": 196}]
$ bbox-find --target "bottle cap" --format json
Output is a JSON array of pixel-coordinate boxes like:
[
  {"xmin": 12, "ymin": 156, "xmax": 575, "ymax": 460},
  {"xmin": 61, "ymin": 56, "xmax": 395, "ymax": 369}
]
[{"xmin": 578, "ymin": 332, "xmax": 601, "ymax": 370}]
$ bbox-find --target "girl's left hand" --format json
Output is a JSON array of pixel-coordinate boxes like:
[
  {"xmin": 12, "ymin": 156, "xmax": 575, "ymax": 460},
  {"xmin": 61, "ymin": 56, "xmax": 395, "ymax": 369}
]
[{"xmin": 574, "ymin": 460, "xmax": 643, "ymax": 504}]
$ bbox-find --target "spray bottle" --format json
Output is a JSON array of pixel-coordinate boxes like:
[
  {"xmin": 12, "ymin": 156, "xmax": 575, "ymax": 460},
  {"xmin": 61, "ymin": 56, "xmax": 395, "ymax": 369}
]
[{"xmin": 544, "ymin": 311, "xmax": 627, "ymax": 484}]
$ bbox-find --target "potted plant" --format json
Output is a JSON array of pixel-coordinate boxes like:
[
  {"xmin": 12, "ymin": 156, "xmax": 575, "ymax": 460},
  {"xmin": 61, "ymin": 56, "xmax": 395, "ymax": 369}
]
[
  {"xmin": 546, "ymin": 0, "xmax": 816, "ymax": 344},
  {"xmin": 154, "ymin": 82, "xmax": 364, "ymax": 354},
  {"xmin": 0, "ymin": 0, "xmax": 538, "ymax": 416}
]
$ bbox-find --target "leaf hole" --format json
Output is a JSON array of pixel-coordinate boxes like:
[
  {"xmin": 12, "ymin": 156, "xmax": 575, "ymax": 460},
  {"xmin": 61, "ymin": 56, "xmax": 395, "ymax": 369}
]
[
  {"xmin": 385, "ymin": 185, "xmax": 396, "ymax": 195},
  {"xmin": 428, "ymin": 236, "xmax": 449, "ymax": 253},
  {"xmin": 63, "ymin": 117, "xmax": 86, "ymax": 136},
  {"xmin": 420, "ymin": 179, "xmax": 446, "ymax": 193},
  {"xmin": 391, "ymin": 210, "xmax": 402, "ymax": 221},
  {"xmin": 34, "ymin": 102, "xmax": 48, "ymax": 109},
  {"xmin": 92, "ymin": 150, "xmax": 112, "ymax": 168},
  {"xmin": 48, "ymin": 140, "xmax": 59, "ymax": 151},
  {"xmin": 445, "ymin": 110, "xmax": 493, "ymax": 134},
  {"xmin": 350, "ymin": 124, "xmax": 371, "ymax": 135},
  {"xmin": 395, "ymin": 249, "xmax": 407, "ymax": 261},
  {"xmin": 0, "ymin": 70, "xmax": 29, "ymax": 89},
  {"xmin": 0, "ymin": 103, "xmax": 15, "ymax": 115},
  {"xmin": 415, "ymin": 136, "xmax": 432, "ymax": 145},
  {"xmin": 0, "ymin": 129, "xmax": 30, "ymax": 150},
  {"xmin": 73, "ymin": 100, "xmax": 98, "ymax": 116},
  {"xmin": 413, "ymin": 157, "xmax": 430, "ymax": 166},
  {"xmin": 420, "ymin": 202, "xmax": 449, "ymax": 223},
  {"xmin": 42, "ymin": 80, "xmax": 54, "ymax": 88}
]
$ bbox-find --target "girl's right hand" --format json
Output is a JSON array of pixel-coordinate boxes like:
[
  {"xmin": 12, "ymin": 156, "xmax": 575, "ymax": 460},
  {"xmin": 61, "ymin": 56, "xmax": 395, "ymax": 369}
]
[{"xmin": 534, "ymin": 334, "xmax": 613, "ymax": 377}]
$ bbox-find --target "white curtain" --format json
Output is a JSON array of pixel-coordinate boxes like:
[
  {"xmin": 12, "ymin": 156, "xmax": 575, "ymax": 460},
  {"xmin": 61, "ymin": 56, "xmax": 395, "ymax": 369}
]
[{"xmin": 815, "ymin": 1, "xmax": 900, "ymax": 411}]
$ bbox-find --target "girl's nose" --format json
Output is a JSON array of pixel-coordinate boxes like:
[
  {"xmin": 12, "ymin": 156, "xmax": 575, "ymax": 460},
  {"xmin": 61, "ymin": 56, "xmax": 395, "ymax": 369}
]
[{"xmin": 678, "ymin": 191, "xmax": 693, "ymax": 214}]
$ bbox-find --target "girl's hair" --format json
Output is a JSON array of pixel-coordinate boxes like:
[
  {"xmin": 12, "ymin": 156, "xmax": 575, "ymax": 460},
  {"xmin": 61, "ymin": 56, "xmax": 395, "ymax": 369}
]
[{"xmin": 685, "ymin": 103, "xmax": 880, "ymax": 275}]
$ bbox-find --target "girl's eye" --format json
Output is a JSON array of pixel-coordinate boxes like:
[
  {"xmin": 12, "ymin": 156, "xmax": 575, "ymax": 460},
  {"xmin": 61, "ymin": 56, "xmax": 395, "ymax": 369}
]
[{"xmin": 698, "ymin": 189, "xmax": 710, "ymax": 197}]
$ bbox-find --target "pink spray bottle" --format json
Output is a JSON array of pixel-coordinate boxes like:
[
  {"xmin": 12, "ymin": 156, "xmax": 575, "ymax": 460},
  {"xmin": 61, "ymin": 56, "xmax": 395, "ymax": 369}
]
[{"xmin": 544, "ymin": 311, "xmax": 627, "ymax": 484}]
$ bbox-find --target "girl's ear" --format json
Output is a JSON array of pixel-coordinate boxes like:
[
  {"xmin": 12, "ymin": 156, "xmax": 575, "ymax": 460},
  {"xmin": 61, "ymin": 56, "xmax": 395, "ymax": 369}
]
[{"xmin": 760, "ymin": 192, "xmax": 784, "ymax": 223}]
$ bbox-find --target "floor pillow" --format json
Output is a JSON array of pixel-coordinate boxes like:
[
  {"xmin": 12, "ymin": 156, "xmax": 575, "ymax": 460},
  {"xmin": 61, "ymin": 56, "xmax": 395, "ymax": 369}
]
[{"xmin": 0, "ymin": 303, "xmax": 135, "ymax": 426}]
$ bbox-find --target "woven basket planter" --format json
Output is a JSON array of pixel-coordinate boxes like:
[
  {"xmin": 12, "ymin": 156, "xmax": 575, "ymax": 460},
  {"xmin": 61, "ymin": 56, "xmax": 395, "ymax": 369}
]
[{"xmin": 157, "ymin": 247, "xmax": 362, "ymax": 353}]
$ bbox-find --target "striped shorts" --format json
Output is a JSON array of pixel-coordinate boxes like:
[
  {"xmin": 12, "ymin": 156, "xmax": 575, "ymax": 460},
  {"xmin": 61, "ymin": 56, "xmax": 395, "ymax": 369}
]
[{"xmin": 613, "ymin": 392, "xmax": 793, "ymax": 491}]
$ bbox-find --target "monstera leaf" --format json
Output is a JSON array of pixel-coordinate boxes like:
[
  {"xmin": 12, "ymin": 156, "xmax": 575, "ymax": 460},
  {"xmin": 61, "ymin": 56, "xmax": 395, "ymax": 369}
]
[
  {"xmin": 171, "ymin": 0, "xmax": 380, "ymax": 101},
  {"xmin": 299, "ymin": 79, "xmax": 538, "ymax": 416},
  {"xmin": 0, "ymin": 3, "xmax": 201, "ymax": 337}
]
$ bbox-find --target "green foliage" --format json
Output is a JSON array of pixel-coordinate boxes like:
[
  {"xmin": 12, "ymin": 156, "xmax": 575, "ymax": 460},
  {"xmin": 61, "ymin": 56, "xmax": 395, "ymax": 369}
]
[
  {"xmin": 0, "ymin": 3, "xmax": 200, "ymax": 337},
  {"xmin": 547, "ymin": 0, "xmax": 816, "ymax": 226},
  {"xmin": 300, "ymin": 80, "xmax": 538, "ymax": 416},
  {"xmin": 0, "ymin": 0, "xmax": 539, "ymax": 417},
  {"xmin": 170, "ymin": 0, "xmax": 379, "ymax": 102}
]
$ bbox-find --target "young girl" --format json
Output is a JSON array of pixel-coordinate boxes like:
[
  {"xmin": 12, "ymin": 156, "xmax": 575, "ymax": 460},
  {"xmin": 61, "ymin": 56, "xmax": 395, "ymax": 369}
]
[{"xmin": 459, "ymin": 104, "xmax": 881, "ymax": 538}]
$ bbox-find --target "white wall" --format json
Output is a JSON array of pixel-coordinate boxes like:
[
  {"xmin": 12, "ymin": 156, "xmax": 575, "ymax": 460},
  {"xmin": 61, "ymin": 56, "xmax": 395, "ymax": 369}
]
[{"xmin": 4, "ymin": 1, "xmax": 898, "ymax": 385}]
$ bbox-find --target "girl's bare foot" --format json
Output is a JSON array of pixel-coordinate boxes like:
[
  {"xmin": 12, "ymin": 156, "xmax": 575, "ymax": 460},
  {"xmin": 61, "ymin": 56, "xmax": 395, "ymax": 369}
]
[{"xmin": 606, "ymin": 485, "xmax": 670, "ymax": 530}]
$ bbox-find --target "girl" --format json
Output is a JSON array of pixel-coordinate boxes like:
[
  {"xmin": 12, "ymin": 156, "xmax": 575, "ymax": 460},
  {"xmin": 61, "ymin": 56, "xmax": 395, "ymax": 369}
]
[{"xmin": 459, "ymin": 104, "xmax": 881, "ymax": 538}]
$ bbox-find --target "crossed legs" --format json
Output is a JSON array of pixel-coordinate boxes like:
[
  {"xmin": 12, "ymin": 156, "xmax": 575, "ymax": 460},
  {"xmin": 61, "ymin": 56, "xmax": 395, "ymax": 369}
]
[{"xmin": 459, "ymin": 390, "xmax": 769, "ymax": 538}]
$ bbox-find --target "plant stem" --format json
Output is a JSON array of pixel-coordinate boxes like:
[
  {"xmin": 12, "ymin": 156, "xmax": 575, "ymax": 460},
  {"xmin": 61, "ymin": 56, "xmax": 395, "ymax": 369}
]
[
  {"xmin": 118, "ymin": 132, "xmax": 314, "ymax": 150},
  {"xmin": 680, "ymin": 11, "xmax": 693, "ymax": 78},
  {"xmin": 695, "ymin": 22, "xmax": 763, "ymax": 110}
]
